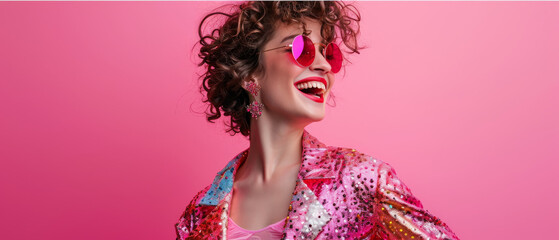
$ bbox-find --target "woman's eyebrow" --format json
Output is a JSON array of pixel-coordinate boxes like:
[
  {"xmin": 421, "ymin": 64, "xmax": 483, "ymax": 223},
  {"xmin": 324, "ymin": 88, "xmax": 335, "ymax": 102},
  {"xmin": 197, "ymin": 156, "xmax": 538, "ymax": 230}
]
[{"xmin": 280, "ymin": 34, "xmax": 300, "ymax": 44}]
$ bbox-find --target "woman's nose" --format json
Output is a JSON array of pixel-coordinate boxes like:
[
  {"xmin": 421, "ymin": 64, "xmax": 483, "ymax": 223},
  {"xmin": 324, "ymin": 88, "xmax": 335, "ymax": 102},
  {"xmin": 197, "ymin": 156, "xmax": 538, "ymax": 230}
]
[{"xmin": 309, "ymin": 46, "xmax": 332, "ymax": 73}]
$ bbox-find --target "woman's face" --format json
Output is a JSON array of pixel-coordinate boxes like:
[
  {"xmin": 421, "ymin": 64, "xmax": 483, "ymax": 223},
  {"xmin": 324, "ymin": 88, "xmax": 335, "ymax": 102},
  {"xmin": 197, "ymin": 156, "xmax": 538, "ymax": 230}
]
[{"xmin": 255, "ymin": 19, "xmax": 335, "ymax": 127}]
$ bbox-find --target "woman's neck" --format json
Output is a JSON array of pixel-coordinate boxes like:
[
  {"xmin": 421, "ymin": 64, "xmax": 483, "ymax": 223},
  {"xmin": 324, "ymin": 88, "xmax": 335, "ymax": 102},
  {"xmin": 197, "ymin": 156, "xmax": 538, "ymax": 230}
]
[{"xmin": 241, "ymin": 115, "xmax": 304, "ymax": 183}]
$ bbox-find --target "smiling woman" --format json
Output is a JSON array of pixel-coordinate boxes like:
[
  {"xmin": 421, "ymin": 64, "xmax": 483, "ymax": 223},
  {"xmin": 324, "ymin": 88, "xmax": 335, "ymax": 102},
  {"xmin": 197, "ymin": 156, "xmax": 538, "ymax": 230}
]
[{"xmin": 176, "ymin": 1, "xmax": 459, "ymax": 239}]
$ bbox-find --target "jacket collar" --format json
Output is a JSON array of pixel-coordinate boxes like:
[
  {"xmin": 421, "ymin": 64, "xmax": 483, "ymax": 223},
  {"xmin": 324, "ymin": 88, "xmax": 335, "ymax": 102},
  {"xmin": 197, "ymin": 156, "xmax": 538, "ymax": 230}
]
[{"xmin": 194, "ymin": 130, "xmax": 336, "ymax": 239}]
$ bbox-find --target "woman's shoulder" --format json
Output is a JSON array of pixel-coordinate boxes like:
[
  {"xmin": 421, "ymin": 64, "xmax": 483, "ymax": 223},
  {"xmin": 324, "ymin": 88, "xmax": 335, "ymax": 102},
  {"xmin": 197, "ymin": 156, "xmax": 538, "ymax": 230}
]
[
  {"xmin": 324, "ymin": 145, "xmax": 391, "ymax": 173},
  {"xmin": 321, "ymin": 147, "xmax": 459, "ymax": 239},
  {"xmin": 321, "ymin": 145, "xmax": 406, "ymax": 189},
  {"xmin": 186, "ymin": 184, "xmax": 213, "ymax": 207}
]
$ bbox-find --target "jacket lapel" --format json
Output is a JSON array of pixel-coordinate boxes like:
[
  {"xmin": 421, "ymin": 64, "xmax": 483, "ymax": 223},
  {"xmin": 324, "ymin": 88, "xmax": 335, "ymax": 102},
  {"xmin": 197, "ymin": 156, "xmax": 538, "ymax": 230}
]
[{"xmin": 282, "ymin": 131, "xmax": 338, "ymax": 239}]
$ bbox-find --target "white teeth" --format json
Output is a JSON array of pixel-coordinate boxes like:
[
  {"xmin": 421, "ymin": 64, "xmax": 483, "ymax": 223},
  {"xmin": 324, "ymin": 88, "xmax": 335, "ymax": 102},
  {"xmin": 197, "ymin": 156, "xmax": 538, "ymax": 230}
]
[{"xmin": 295, "ymin": 81, "xmax": 326, "ymax": 91}]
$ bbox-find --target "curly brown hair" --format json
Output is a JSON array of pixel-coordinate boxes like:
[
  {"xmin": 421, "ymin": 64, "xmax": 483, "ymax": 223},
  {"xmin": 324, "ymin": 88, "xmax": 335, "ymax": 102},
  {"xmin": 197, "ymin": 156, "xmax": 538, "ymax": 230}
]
[{"xmin": 197, "ymin": 1, "xmax": 361, "ymax": 136}]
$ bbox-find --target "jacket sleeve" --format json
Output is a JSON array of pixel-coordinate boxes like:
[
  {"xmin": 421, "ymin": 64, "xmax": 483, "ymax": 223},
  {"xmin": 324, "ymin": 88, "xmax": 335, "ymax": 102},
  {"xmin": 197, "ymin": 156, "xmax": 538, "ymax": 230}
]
[
  {"xmin": 175, "ymin": 185, "xmax": 211, "ymax": 240},
  {"xmin": 373, "ymin": 161, "xmax": 459, "ymax": 239}
]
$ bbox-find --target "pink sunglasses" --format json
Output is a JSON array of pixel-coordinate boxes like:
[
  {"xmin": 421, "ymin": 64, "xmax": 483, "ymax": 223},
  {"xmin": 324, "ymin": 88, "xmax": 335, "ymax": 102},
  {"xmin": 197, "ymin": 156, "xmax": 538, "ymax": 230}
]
[{"xmin": 263, "ymin": 35, "xmax": 343, "ymax": 73}]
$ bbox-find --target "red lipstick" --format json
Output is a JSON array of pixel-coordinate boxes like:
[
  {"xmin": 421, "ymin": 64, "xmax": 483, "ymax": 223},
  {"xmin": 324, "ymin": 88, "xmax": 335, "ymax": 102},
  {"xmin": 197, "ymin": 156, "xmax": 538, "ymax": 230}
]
[{"xmin": 293, "ymin": 77, "xmax": 327, "ymax": 103}]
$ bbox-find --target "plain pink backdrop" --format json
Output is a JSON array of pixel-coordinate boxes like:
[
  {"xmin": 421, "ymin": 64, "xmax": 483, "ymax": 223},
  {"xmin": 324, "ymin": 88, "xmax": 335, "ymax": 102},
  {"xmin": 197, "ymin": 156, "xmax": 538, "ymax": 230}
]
[{"xmin": 1, "ymin": 1, "xmax": 558, "ymax": 239}]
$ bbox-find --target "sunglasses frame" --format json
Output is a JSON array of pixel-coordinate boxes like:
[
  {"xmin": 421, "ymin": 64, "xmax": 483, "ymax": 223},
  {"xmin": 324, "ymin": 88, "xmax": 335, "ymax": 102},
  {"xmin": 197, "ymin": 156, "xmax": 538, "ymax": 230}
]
[{"xmin": 263, "ymin": 34, "xmax": 342, "ymax": 73}]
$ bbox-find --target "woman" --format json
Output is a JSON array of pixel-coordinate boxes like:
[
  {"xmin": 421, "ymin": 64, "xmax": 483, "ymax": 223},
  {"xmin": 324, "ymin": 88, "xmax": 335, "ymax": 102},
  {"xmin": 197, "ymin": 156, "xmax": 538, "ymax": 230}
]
[{"xmin": 176, "ymin": 1, "xmax": 459, "ymax": 239}]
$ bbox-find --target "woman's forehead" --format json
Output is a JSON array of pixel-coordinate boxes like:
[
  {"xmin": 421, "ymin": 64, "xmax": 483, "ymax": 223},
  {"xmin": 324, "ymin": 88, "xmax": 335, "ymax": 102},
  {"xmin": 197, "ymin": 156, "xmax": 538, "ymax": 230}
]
[{"xmin": 270, "ymin": 20, "xmax": 323, "ymax": 43}]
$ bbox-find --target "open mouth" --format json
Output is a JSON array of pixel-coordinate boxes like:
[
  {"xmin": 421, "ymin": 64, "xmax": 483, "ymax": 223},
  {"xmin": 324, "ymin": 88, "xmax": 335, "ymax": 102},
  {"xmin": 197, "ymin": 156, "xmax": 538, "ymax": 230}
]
[{"xmin": 294, "ymin": 77, "xmax": 327, "ymax": 103}]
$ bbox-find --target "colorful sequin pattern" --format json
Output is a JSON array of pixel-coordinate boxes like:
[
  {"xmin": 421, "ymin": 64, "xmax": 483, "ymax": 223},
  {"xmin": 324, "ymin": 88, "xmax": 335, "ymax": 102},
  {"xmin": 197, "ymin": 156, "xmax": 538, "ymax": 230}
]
[{"xmin": 176, "ymin": 131, "xmax": 459, "ymax": 239}]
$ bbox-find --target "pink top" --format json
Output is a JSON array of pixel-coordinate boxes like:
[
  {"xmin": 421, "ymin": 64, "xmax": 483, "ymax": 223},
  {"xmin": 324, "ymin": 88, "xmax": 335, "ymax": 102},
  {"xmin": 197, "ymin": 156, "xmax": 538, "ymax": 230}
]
[{"xmin": 226, "ymin": 217, "xmax": 285, "ymax": 240}]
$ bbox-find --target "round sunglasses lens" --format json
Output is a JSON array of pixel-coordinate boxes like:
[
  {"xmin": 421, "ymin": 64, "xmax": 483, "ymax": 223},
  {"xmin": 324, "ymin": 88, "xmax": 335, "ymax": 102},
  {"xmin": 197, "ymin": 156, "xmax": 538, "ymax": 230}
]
[
  {"xmin": 325, "ymin": 43, "xmax": 342, "ymax": 73},
  {"xmin": 292, "ymin": 35, "xmax": 315, "ymax": 67}
]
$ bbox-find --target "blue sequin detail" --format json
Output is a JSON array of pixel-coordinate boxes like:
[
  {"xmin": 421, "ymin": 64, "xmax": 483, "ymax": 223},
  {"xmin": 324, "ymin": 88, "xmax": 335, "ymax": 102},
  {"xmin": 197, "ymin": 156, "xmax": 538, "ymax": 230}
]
[{"xmin": 199, "ymin": 153, "xmax": 241, "ymax": 205}]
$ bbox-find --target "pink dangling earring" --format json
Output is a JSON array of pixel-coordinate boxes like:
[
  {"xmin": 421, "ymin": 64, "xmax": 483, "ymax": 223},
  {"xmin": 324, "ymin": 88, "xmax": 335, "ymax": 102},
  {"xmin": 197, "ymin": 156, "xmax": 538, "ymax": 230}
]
[{"xmin": 243, "ymin": 81, "xmax": 264, "ymax": 119}]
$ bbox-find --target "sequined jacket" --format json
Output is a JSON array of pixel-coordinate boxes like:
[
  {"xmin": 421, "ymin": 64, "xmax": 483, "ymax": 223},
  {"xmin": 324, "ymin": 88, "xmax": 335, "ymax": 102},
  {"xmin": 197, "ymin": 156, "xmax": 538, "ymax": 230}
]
[{"xmin": 175, "ymin": 131, "xmax": 459, "ymax": 240}]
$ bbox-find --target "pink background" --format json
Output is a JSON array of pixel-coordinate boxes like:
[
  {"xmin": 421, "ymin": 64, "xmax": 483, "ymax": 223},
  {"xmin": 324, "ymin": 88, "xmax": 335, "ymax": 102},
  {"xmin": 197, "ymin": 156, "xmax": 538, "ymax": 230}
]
[{"xmin": 1, "ymin": 1, "xmax": 558, "ymax": 239}]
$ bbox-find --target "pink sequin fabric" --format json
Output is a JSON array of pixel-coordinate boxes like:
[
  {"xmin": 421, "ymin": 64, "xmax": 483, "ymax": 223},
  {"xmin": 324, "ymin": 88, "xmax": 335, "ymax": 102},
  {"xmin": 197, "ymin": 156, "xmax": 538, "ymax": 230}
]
[{"xmin": 175, "ymin": 131, "xmax": 459, "ymax": 240}]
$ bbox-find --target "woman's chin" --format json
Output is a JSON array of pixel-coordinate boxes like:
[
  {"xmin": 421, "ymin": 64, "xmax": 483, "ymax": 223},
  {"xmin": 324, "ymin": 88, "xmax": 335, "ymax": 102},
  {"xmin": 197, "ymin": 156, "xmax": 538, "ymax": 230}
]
[{"xmin": 299, "ymin": 111, "xmax": 326, "ymax": 124}]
